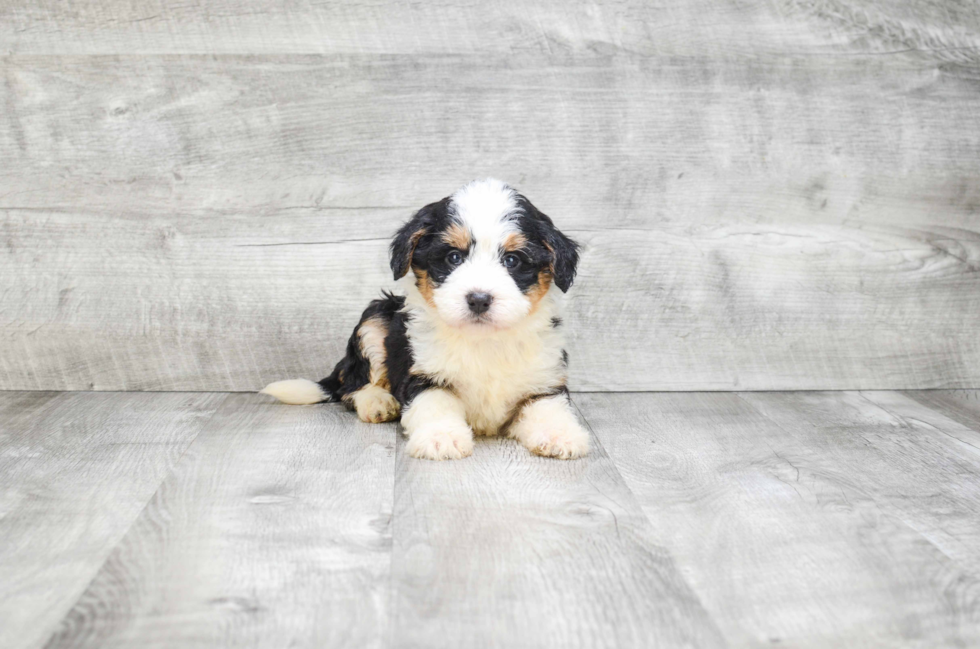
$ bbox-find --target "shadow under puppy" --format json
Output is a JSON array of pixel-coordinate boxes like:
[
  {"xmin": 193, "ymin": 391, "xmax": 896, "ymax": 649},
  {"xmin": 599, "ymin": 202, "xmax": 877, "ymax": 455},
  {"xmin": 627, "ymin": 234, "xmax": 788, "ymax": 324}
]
[{"xmin": 261, "ymin": 178, "xmax": 589, "ymax": 460}]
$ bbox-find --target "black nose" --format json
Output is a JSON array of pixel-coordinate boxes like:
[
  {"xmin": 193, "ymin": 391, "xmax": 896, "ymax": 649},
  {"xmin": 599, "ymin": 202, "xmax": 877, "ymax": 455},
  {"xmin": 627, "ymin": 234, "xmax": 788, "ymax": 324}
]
[{"xmin": 466, "ymin": 292, "xmax": 493, "ymax": 315}]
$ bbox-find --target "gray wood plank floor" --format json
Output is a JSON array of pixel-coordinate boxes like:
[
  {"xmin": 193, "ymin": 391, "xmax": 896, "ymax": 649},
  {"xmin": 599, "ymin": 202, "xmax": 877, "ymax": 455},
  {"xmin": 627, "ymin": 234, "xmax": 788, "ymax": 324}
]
[
  {"xmin": 2, "ymin": 389, "xmax": 980, "ymax": 647},
  {"xmin": 0, "ymin": 391, "xmax": 224, "ymax": 649}
]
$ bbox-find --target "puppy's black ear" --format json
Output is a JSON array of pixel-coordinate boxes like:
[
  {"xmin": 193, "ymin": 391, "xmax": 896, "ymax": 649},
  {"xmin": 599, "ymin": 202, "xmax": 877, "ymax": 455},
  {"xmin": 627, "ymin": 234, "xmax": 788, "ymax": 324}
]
[
  {"xmin": 520, "ymin": 199, "xmax": 580, "ymax": 292},
  {"xmin": 544, "ymin": 222, "xmax": 580, "ymax": 292},
  {"xmin": 390, "ymin": 201, "xmax": 441, "ymax": 280}
]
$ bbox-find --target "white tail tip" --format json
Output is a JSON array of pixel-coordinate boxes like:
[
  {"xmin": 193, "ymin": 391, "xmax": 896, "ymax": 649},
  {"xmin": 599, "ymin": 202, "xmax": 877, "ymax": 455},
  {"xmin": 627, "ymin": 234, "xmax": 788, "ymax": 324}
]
[{"xmin": 260, "ymin": 379, "xmax": 326, "ymax": 405}]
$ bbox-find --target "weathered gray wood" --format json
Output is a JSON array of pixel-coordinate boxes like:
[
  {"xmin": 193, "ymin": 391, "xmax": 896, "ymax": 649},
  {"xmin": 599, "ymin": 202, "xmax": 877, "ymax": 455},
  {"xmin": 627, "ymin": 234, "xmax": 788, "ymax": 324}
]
[
  {"xmin": 2, "ymin": 1, "xmax": 980, "ymax": 393},
  {"xmin": 0, "ymin": 390, "xmax": 224, "ymax": 649},
  {"xmin": 565, "ymin": 223, "xmax": 980, "ymax": 391},
  {"xmin": 45, "ymin": 394, "xmax": 396, "ymax": 649},
  {"xmin": 902, "ymin": 389, "xmax": 980, "ymax": 434},
  {"xmin": 1, "ymin": 0, "xmax": 977, "ymax": 55},
  {"xmin": 866, "ymin": 390, "xmax": 980, "ymax": 457},
  {"xmin": 0, "ymin": 208, "xmax": 397, "ymax": 392},
  {"xmin": 6, "ymin": 388, "xmax": 980, "ymax": 647},
  {"xmin": 2, "ymin": 207, "xmax": 978, "ymax": 392},
  {"xmin": 576, "ymin": 391, "xmax": 980, "ymax": 647},
  {"xmin": 4, "ymin": 54, "xmax": 980, "ymax": 218},
  {"xmin": 744, "ymin": 390, "xmax": 980, "ymax": 574},
  {"xmin": 389, "ymin": 428, "xmax": 724, "ymax": 648}
]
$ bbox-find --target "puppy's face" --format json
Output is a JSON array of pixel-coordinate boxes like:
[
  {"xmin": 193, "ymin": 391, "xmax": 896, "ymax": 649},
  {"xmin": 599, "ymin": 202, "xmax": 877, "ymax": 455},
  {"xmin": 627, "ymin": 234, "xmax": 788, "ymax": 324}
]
[{"xmin": 391, "ymin": 179, "xmax": 579, "ymax": 330}]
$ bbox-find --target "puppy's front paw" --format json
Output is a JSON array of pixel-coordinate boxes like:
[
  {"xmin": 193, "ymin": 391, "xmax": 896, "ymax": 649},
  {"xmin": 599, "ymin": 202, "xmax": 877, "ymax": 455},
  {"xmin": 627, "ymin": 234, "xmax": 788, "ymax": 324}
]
[
  {"xmin": 524, "ymin": 421, "xmax": 590, "ymax": 460},
  {"xmin": 406, "ymin": 421, "xmax": 474, "ymax": 461}
]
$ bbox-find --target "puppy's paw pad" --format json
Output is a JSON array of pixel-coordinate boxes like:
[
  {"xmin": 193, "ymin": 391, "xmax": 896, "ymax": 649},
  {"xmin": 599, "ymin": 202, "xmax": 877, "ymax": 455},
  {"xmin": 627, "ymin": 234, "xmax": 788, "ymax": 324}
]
[
  {"xmin": 354, "ymin": 386, "xmax": 400, "ymax": 423},
  {"xmin": 527, "ymin": 425, "xmax": 590, "ymax": 460},
  {"xmin": 407, "ymin": 423, "xmax": 474, "ymax": 461}
]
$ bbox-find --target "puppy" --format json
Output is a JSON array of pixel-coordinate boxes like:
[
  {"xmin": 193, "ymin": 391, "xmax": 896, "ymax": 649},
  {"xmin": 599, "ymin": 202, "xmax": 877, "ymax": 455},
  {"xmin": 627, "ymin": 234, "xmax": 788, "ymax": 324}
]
[{"xmin": 261, "ymin": 178, "xmax": 589, "ymax": 460}]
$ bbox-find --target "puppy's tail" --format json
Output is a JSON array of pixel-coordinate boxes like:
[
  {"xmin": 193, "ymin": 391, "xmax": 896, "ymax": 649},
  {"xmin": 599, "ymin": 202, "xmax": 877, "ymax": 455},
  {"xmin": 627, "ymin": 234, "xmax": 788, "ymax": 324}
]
[
  {"xmin": 260, "ymin": 365, "xmax": 344, "ymax": 405},
  {"xmin": 260, "ymin": 378, "xmax": 331, "ymax": 405}
]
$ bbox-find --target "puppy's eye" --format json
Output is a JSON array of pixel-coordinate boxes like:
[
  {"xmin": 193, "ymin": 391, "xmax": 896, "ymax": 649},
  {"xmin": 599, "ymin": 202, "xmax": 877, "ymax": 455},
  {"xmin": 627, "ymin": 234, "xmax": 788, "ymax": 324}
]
[
  {"xmin": 502, "ymin": 253, "xmax": 521, "ymax": 269},
  {"xmin": 446, "ymin": 250, "xmax": 464, "ymax": 266}
]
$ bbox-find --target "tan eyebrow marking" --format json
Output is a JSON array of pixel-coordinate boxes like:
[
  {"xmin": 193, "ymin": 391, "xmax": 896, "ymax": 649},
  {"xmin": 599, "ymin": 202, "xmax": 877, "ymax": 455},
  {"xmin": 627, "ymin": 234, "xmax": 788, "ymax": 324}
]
[
  {"xmin": 502, "ymin": 232, "xmax": 527, "ymax": 252},
  {"xmin": 441, "ymin": 223, "xmax": 472, "ymax": 249}
]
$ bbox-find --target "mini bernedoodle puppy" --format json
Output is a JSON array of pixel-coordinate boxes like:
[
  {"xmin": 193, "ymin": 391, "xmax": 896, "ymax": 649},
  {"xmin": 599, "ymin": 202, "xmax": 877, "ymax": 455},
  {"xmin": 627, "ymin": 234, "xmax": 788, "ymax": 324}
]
[{"xmin": 261, "ymin": 178, "xmax": 589, "ymax": 461}]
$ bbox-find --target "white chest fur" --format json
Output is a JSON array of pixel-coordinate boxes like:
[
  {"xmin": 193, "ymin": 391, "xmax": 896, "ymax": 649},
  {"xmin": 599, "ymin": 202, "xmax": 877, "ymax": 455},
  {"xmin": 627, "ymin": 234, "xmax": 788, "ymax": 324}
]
[{"xmin": 404, "ymin": 287, "xmax": 567, "ymax": 435}]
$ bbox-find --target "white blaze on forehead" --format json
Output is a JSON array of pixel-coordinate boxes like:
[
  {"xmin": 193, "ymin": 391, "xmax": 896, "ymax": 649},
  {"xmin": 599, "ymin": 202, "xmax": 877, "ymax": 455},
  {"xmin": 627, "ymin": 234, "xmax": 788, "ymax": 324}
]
[
  {"xmin": 430, "ymin": 178, "xmax": 530, "ymax": 329},
  {"xmin": 450, "ymin": 178, "xmax": 519, "ymax": 256}
]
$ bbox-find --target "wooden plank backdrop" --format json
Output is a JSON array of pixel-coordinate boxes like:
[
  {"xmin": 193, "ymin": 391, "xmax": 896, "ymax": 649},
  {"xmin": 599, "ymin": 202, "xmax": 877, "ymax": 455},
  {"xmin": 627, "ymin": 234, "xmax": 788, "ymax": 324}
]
[{"xmin": 1, "ymin": 1, "xmax": 979, "ymax": 391}]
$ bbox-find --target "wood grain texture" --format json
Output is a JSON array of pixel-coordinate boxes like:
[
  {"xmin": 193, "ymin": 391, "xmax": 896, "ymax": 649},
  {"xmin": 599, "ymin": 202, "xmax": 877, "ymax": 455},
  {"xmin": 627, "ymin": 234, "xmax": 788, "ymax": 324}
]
[
  {"xmin": 4, "ymin": 389, "xmax": 980, "ymax": 646},
  {"xmin": 745, "ymin": 390, "xmax": 980, "ymax": 574},
  {"xmin": 389, "ymin": 428, "xmax": 724, "ymax": 648},
  {"xmin": 0, "ymin": 390, "xmax": 224, "ymax": 649},
  {"xmin": 576, "ymin": 391, "xmax": 980, "ymax": 647},
  {"xmin": 2, "ymin": 0, "xmax": 980, "ymax": 392},
  {"xmin": 44, "ymin": 394, "xmax": 396, "ymax": 649},
  {"xmin": 1, "ymin": 0, "xmax": 977, "ymax": 56},
  {"xmin": 2, "ymin": 208, "xmax": 978, "ymax": 391},
  {"xmin": 3, "ymin": 64, "xmax": 980, "ymax": 392},
  {"xmin": 902, "ymin": 389, "xmax": 980, "ymax": 434},
  {"xmin": 4, "ymin": 53, "xmax": 980, "ymax": 218},
  {"xmin": 866, "ymin": 389, "xmax": 980, "ymax": 458}
]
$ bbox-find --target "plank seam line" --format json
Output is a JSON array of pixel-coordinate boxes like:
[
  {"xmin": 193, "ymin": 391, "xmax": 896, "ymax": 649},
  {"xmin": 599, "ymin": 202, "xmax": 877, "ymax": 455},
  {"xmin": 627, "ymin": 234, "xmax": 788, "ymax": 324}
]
[
  {"xmin": 569, "ymin": 397, "xmax": 661, "ymax": 532},
  {"xmin": 385, "ymin": 426, "xmax": 401, "ymax": 649},
  {"xmin": 859, "ymin": 391, "xmax": 980, "ymax": 455},
  {"xmin": 899, "ymin": 391, "xmax": 980, "ymax": 436},
  {"xmin": 38, "ymin": 392, "xmax": 234, "ymax": 648},
  {"xmin": 568, "ymin": 395, "xmax": 729, "ymax": 643},
  {"xmin": 853, "ymin": 391, "xmax": 980, "ymax": 564},
  {"xmin": 234, "ymin": 237, "xmax": 389, "ymax": 247},
  {"xmin": 732, "ymin": 390, "xmax": 968, "ymax": 567}
]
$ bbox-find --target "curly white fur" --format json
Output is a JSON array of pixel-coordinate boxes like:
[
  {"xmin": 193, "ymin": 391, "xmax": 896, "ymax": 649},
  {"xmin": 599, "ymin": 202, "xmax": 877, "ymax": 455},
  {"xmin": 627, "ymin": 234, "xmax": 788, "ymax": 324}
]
[{"xmin": 403, "ymin": 280, "xmax": 568, "ymax": 436}]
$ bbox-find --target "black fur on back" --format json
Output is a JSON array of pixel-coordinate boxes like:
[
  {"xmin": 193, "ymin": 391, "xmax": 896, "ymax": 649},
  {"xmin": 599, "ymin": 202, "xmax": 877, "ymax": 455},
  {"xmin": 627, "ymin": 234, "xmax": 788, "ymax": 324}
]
[
  {"xmin": 318, "ymin": 291, "xmax": 434, "ymax": 411},
  {"xmin": 318, "ymin": 291, "xmax": 405, "ymax": 404}
]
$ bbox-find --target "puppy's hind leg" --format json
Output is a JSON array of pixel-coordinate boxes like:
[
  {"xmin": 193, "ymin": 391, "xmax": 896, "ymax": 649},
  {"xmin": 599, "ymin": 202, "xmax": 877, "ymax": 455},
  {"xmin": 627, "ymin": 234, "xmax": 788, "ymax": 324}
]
[
  {"xmin": 345, "ymin": 315, "xmax": 400, "ymax": 423},
  {"xmin": 262, "ymin": 305, "xmax": 399, "ymax": 423},
  {"xmin": 349, "ymin": 384, "xmax": 400, "ymax": 423}
]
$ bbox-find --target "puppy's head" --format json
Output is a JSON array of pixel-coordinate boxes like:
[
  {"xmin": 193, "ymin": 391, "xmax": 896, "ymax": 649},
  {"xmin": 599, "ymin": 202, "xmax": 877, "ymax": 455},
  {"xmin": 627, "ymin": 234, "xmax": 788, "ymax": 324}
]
[{"xmin": 390, "ymin": 179, "xmax": 579, "ymax": 330}]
